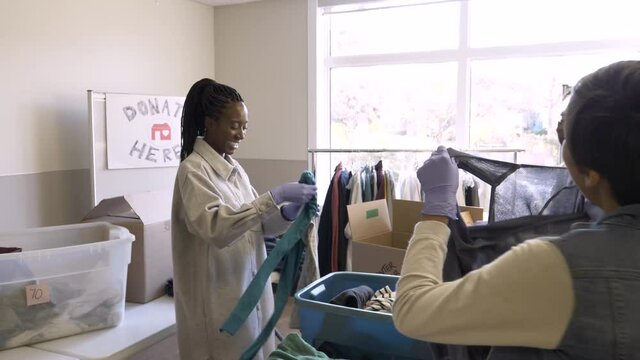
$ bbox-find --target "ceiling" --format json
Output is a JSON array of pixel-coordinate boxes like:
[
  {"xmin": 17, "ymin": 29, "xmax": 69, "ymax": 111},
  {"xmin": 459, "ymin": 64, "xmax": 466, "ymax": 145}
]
[{"xmin": 190, "ymin": 0, "xmax": 262, "ymax": 6}]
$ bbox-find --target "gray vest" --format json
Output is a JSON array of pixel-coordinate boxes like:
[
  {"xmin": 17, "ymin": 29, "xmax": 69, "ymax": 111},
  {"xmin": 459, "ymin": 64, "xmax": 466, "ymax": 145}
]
[{"xmin": 489, "ymin": 204, "xmax": 640, "ymax": 360}]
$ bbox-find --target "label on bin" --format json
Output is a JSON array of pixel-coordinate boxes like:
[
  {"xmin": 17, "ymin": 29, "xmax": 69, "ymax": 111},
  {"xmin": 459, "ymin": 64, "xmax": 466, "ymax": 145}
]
[{"xmin": 25, "ymin": 283, "xmax": 51, "ymax": 306}]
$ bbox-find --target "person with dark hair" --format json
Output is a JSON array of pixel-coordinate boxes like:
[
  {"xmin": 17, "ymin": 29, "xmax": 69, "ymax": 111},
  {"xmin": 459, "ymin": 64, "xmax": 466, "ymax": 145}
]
[
  {"xmin": 393, "ymin": 60, "xmax": 640, "ymax": 359},
  {"xmin": 171, "ymin": 78, "xmax": 316, "ymax": 360}
]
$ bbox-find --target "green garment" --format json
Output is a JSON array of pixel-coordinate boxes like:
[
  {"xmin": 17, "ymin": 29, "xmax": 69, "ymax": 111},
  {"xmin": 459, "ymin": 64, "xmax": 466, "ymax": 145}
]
[
  {"xmin": 267, "ymin": 333, "xmax": 331, "ymax": 360},
  {"xmin": 221, "ymin": 171, "xmax": 318, "ymax": 360}
]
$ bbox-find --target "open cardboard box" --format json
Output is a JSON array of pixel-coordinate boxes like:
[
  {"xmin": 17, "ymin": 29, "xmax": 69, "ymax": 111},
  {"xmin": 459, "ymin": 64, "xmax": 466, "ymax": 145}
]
[
  {"xmin": 83, "ymin": 189, "xmax": 173, "ymax": 303},
  {"xmin": 347, "ymin": 199, "xmax": 483, "ymax": 275}
]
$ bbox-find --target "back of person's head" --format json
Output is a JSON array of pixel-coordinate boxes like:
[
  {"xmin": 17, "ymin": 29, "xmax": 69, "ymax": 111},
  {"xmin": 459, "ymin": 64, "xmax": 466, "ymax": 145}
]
[
  {"xmin": 180, "ymin": 78, "xmax": 244, "ymax": 161},
  {"xmin": 564, "ymin": 60, "xmax": 640, "ymax": 206}
]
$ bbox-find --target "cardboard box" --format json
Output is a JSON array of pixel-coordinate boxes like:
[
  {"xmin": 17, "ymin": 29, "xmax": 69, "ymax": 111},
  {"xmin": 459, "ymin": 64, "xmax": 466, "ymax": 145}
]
[
  {"xmin": 83, "ymin": 189, "xmax": 173, "ymax": 303},
  {"xmin": 348, "ymin": 199, "xmax": 483, "ymax": 275}
]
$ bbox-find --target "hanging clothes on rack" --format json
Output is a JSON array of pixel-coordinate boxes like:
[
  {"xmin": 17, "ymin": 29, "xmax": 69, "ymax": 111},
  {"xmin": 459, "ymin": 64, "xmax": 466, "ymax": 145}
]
[
  {"xmin": 397, "ymin": 170, "xmax": 421, "ymax": 201},
  {"xmin": 319, "ymin": 160, "xmax": 400, "ymax": 275},
  {"xmin": 309, "ymin": 148, "xmax": 522, "ymax": 281},
  {"xmin": 362, "ymin": 165, "xmax": 374, "ymax": 202},
  {"xmin": 374, "ymin": 160, "xmax": 384, "ymax": 200},
  {"xmin": 383, "ymin": 169, "xmax": 396, "ymax": 206},
  {"xmin": 344, "ymin": 160, "xmax": 398, "ymax": 270},
  {"xmin": 318, "ymin": 164, "xmax": 351, "ymax": 276},
  {"xmin": 347, "ymin": 166, "xmax": 363, "ymax": 205},
  {"xmin": 372, "ymin": 161, "xmax": 397, "ymax": 209}
]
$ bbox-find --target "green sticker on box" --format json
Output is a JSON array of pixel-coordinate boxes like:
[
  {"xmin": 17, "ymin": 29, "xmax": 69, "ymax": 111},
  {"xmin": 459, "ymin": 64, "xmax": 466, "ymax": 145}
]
[{"xmin": 366, "ymin": 209, "xmax": 379, "ymax": 219}]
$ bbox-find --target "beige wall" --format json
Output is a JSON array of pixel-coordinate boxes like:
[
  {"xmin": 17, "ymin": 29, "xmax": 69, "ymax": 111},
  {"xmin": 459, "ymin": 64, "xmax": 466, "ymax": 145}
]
[
  {"xmin": 214, "ymin": 0, "xmax": 309, "ymax": 192},
  {"xmin": 0, "ymin": 0, "xmax": 216, "ymax": 229}
]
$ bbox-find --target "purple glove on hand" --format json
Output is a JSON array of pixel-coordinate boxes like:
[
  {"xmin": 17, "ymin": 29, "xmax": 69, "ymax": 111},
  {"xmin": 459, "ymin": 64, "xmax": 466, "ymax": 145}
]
[
  {"xmin": 281, "ymin": 202, "xmax": 303, "ymax": 221},
  {"xmin": 270, "ymin": 182, "xmax": 317, "ymax": 205},
  {"xmin": 417, "ymin": 146, "xmax": 459, "ymax": 219}
]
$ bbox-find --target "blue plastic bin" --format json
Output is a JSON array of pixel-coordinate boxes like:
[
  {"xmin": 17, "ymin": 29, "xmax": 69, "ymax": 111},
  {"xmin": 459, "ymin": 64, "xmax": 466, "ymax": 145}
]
[{"xmin": 294, "ymin": 271, "xmax": 433, "ymax": 360}]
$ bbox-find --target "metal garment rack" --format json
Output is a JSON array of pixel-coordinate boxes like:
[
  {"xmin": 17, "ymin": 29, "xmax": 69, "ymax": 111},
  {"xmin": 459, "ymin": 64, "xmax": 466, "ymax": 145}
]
[{"xmin": 307, "ymin": 148, "xmax": 525, "ymax": 174}]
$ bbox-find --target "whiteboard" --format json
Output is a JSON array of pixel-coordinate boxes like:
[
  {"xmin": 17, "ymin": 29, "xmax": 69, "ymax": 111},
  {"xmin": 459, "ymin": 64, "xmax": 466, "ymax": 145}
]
[{"xmin": 88, "ymin": 90, "xmax": 180, "ymax": 207}]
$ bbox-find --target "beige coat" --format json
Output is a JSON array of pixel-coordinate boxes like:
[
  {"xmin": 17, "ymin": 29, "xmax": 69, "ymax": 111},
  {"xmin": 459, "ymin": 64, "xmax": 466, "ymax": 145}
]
[{"xmin": 171, "ymin": 139, "xmax": 291, "ymax": 360}]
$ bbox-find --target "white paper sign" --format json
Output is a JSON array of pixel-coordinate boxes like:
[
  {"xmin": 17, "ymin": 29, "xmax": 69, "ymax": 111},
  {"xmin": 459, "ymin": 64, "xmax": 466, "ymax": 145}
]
[{"xmin": 106, "ymin": 93, "xmax": 184, "ymax": 169}]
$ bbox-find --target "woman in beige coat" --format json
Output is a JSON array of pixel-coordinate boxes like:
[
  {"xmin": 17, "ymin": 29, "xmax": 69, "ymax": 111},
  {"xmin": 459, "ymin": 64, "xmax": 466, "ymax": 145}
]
[{"xmin": 171, "ymin": 79, "xmax": 316, "ymax": 359}]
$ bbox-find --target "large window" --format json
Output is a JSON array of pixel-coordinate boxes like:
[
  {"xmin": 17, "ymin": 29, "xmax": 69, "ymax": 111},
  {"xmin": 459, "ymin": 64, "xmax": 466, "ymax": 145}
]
[
  {"xmin": 331, "ymin": 63, "xmax": 458, "ymax": 150},
  {"xmin": 311, "ymin": 0, "xmax": 640, "ymax": 195}
]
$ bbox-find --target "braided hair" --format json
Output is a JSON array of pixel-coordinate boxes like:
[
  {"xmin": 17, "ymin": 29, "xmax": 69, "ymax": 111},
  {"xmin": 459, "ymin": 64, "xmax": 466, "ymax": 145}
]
[{"xmin": 180, "ymin": 78, "xmax": 244, "ymax": 161}]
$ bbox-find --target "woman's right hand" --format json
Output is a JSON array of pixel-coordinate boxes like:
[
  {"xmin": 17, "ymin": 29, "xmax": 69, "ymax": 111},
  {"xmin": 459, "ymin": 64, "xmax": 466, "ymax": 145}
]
[{"xmin": 270, "ymin": 182, "xmax": 317, "ymax": 204}]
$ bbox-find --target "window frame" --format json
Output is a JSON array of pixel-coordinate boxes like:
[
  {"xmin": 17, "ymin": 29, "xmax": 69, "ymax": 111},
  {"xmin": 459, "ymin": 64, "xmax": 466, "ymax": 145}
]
[{"xmin": 308, "ymin": 0, "xmax": 640, "ymax": 192}]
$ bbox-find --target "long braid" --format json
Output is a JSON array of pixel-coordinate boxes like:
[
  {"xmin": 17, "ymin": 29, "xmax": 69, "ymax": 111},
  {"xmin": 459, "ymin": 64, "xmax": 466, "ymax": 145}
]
[{"xmin": 180, "ymin": 79, "xmax": 244, "ymax": 161}]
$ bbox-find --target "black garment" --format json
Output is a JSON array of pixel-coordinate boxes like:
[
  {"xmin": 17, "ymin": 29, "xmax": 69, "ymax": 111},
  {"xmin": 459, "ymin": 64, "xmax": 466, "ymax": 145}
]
[
  {"xmin": 429, "ymin": 150, "xmax": 590, "ymax": 360},
  {"xmin": 165, "ymin": 279, "xmax": 173, "ymax": 297},
  {"xmin": 0, "ymin": 247, "xmax": 21, "ymax": 254},
  {"xmin": 464, "ymin": 179, "xmax": 480, "ymax": 207},
  {"xmin": 329, "ymin": 285, "xmax": 374, "ymax": 309},
  {"xmin": 449, "ymin": 148, "xmax": 583, "ymax": 223},
  {"xmin": 318, "ymin": 169, "xmax": 351, "ymax": 276},
  {"xmin": 375, "ymin": 160, "xmax": 385, "ymax": 200},
  {"xmin": 429, "ymin": 212, "xmax": 588, "ymax": 360},
  {"xmin": 264, "ymin": 236, "xmax": 283, "ymax": 273}
]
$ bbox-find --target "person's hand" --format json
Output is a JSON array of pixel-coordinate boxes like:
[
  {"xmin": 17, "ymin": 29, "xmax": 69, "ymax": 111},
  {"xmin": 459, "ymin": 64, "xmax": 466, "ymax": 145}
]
[
  {"xmin": 417, "ymin": 146, "xmax": 459, "ymax": 219},
  {"xmin": 281, "ymin": 202, "xmax": 303, "ymax": 221},
  {"xmin": 270, "ymin": 182, "xmax": 317, "ymax": 204}
]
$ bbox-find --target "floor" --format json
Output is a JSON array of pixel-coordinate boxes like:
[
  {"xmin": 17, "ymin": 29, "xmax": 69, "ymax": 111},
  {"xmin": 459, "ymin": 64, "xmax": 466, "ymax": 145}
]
[{"xmin": 128, "ymin": 296, "xmax": 300, "ymax": 360}]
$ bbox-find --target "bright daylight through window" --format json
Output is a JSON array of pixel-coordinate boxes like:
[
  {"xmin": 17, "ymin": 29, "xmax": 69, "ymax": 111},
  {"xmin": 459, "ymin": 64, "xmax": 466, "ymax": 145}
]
[{"xmin": 310, "ymin": 0, "xmax": 640, "ymax": 197}]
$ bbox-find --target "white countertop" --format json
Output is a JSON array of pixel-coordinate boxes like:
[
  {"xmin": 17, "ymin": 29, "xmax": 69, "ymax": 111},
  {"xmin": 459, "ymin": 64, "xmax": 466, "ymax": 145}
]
[
  {"xmin": 0, "ymin": 296, "xmax": 176, "ymax": 360},
  {"xmin": 0, "ymin": 347, "xmax": 79, "ymax": 360}
]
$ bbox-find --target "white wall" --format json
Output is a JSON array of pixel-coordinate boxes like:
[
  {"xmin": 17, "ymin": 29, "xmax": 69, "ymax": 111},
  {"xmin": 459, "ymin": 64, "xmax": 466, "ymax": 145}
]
[
  {"xmin": 0, "ymin": 0, "xmax": 216, "ymax": 229},
  {"xmin": 0, "ymin": 0, "xmax": 215, "ymax": 175},
  {"xmin": 214, "ymin": 0, "xmax": 308, "ymax": 162}
]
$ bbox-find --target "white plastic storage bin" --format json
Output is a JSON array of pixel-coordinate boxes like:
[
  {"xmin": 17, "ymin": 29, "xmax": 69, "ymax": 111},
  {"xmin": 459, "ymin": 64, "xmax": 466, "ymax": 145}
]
[{"xmin": 0, "ymin": 222, "xmax": 134, "ymax": 350}]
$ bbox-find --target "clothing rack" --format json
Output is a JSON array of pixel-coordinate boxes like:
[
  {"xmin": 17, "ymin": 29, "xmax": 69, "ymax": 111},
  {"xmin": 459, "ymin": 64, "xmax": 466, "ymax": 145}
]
[{"xmin": 307, "ymin": 148, "xmax": 525, "ymax": 174}]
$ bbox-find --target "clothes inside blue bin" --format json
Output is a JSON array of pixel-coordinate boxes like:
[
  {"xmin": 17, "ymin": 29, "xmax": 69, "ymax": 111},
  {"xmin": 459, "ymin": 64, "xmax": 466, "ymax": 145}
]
[
  {"xmin": 329, "ymin": 285, "xmax": 373, "ymax": 309},
  {"xmin": 295, "ymin": 272, "xmax": 434, "ymax": 360}
]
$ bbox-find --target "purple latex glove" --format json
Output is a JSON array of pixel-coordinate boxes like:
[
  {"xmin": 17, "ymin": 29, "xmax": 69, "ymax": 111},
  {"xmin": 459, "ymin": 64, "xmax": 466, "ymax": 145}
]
[
  {"xmin": 417, "ymin": 146, "xmax": 459, "ymax": 219},
  {"xmin": 270, "ymin": 182, "xmax": 317, "ymax": 205},
  {"xmin": 281, "ymin": 202, "xmax": 303, "ymax": 221}
]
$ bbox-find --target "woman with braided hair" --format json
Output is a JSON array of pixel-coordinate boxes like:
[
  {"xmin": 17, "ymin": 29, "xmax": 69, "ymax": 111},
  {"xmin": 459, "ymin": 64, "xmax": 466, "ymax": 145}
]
[{"xmin": 171, "ymin": 78, "xmax": 316, "ymax": 359}]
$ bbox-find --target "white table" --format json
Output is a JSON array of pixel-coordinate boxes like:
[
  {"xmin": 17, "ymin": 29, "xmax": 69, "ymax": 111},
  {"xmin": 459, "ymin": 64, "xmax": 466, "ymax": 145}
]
[
  {"xmin": 0, "ymin": 296, "xmax": 176, "ymax": 360},
  {"xmin": 0, "ymin": 347, "xmax": 79, "ymax": 360}
]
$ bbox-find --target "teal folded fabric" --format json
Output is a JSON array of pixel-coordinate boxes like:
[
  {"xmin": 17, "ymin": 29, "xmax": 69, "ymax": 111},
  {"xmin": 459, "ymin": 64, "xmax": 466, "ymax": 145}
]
[
  {"xmin": 220, "ymin": 171, "xmax": 318, "ymax": 360},
  {"xmin": 267, "ymin": 333, "xmax": 331, "ymax": 360}
]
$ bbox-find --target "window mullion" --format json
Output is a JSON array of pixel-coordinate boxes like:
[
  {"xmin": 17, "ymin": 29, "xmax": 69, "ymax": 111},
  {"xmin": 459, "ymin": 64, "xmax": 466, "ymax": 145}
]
[
  {"xmin": 455, "ymin": 0, "xmax": 470, "ymax": 149},
  {"xmin": 327, "ymin": 50, "xmax": 462, "ymax": 68}
]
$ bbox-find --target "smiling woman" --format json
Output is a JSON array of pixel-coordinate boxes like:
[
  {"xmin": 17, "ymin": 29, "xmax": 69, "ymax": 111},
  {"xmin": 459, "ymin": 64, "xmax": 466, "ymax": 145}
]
[{"xmin": 170, "ymin": 78, "xmax": 317, "ymax": 360}]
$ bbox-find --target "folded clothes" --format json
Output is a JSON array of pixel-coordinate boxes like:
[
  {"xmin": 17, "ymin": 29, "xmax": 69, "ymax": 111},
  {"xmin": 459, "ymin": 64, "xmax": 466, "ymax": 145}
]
[
  {"xmin": 329, "ymin": 285, "xmax": 374, "ymax": 309},
  {"xmin": 364, "ymin": 285, "xmax": 395, "ymax": 313}
]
